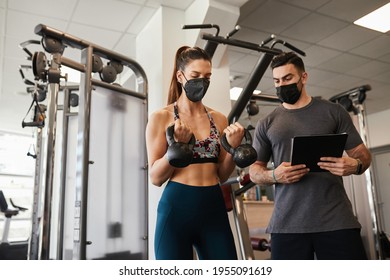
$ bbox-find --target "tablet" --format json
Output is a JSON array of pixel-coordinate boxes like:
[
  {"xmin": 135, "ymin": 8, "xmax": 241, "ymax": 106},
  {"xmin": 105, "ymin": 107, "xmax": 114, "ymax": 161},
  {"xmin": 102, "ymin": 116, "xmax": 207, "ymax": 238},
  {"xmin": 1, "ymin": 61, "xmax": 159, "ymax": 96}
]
[{"xmin": 290, "ymin": 133, "xmax": 348, "ymax": 172}]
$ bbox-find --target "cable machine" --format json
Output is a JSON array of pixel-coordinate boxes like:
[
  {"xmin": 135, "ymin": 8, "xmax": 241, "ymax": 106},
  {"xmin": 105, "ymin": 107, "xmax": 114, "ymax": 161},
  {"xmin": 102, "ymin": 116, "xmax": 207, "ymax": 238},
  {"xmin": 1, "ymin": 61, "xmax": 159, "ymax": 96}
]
[
  {"xmin": 19, "ymin": 24, "xmax": 149, "ymax": 259},
  {"xmin": 330, "ymin": 85, "xmax": 385, "ymax": 259}
]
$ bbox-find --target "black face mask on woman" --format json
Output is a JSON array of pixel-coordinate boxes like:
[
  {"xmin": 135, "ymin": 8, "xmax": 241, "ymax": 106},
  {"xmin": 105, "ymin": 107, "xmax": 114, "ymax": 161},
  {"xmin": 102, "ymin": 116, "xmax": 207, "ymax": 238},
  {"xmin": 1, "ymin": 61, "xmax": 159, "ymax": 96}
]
[
  {"xmin": 182, "ymin": 73, "xmax": 210, "ymax": 102},
  {"xmin": 275, "ymin": 77, "xmax": 302, "ymax": 104}
]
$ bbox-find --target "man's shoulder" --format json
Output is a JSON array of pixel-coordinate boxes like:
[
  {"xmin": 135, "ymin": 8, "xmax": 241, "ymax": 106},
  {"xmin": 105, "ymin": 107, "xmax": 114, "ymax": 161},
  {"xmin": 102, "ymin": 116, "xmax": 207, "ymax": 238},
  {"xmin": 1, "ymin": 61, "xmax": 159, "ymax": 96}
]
[
  {"xmin": 313, "ymin": 96, "xmax": 338, "ymax": 107},
  {"xmin": 263, "ymin": 105, "xmax": 283, "ymax": 120},
  {"xmin": 312, "ymin": 97, "xmax": 346, "ymax": 112}
]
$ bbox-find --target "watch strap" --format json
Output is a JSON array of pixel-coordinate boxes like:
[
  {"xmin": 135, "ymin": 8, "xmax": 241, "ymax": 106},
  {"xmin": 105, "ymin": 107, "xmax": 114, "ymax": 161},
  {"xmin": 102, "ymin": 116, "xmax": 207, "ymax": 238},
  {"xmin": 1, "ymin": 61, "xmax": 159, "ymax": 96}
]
[{"xmin": 355, "ymin": 158, "xmax": 363, "ymax": 175}]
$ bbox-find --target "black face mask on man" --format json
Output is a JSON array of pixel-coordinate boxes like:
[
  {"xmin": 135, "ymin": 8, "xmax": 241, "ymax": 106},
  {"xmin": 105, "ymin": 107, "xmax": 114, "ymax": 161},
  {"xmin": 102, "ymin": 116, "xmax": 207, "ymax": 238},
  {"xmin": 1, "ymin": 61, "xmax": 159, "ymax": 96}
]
[
  {"xmin": 275, "ymin": 77, "xmax": 302, "ymax": 104},
  {"xmin": 182, "ymin": 73, "xmax": 210, "ymax": 102}
]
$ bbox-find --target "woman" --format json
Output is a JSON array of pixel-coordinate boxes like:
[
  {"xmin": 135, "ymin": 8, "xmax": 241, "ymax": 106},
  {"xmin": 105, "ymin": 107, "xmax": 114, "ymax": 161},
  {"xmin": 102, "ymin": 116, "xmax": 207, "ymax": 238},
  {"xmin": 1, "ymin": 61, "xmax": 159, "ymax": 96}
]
[{"xmin": 146, "ymin": 46, "xmax": 244, "ymax": 260}]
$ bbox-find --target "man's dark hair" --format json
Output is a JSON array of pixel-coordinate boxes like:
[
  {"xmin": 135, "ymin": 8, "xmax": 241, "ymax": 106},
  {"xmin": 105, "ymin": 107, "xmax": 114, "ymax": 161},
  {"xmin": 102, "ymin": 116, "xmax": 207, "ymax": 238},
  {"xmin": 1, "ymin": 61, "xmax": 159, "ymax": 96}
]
[{"xmin": 270, "ymin": 52, "xmax": 305, "ymax": 73}]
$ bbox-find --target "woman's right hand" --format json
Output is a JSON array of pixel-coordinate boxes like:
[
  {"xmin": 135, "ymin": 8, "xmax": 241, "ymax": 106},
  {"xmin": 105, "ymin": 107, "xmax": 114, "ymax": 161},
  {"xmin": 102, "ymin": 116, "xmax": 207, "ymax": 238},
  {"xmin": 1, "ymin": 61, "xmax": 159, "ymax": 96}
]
[
  {"xmin": 172, "ymin": 119, "xmax": 193, "ymax": 143},
  {"xmin": 223, "ymin": 122, "xmax": 245, "ymax": 148}
]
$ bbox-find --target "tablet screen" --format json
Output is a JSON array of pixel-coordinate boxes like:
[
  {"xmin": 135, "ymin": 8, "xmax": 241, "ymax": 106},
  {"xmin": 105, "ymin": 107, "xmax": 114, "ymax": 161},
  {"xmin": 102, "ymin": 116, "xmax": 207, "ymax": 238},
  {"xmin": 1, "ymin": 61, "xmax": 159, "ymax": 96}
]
[{"xmin": 290, "ymin": 133, "xmax": 348, "ymax": 172}]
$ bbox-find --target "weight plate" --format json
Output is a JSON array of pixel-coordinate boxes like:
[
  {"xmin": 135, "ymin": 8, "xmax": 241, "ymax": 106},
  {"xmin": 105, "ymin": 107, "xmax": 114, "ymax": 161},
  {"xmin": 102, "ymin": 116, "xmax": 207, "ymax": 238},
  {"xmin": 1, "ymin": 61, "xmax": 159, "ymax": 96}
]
[{"xmin": 32, "ymin": 52, "xmax": 47, "ymax": 81}]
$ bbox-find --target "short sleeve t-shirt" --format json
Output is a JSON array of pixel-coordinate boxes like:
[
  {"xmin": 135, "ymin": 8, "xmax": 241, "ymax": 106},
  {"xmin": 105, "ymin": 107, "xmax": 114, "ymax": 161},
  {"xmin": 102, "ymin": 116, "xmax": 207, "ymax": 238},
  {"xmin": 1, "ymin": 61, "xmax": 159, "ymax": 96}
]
[{"xmin": 253, "ymin": 97, "xmax": 362, "ymax": 233}]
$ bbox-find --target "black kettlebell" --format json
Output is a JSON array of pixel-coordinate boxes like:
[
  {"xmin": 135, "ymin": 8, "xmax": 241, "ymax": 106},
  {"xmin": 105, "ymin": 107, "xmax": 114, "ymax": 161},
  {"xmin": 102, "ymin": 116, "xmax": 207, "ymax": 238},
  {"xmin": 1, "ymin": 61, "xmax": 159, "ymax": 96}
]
[
  {"xmin": 221, "ymin": 129, "xmax": 257, "ymax": 168},
  {"xmin": 246, "ymin": 100, "xmax": 259, "ymax": 116},
  {"xmin": 166, "ymin": 124, "xmax": 195, "ymax": 168}
]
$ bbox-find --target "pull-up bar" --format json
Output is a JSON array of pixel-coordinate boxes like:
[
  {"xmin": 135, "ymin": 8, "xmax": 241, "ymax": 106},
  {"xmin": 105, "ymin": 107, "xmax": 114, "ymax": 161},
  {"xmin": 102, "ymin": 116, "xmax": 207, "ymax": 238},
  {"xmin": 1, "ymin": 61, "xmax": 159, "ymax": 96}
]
[{"xmin": 201, "ymin": 33, "xmax": 282, "ymax": 56}]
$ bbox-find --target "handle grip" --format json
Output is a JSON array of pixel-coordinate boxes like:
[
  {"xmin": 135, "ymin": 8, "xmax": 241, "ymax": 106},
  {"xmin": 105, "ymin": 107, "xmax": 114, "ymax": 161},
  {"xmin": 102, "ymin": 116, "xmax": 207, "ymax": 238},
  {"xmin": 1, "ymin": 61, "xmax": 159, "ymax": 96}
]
[
  {"xmin": 283, "ymin": 41, "xmax": 306, "ymax": 56},
  {"xmin": 22, "ymin": 121, "xmax": 44, "ymax": 128},
  {"xmin": 182, "ymin": 24, "xmax": 215, "ymax": 29}
]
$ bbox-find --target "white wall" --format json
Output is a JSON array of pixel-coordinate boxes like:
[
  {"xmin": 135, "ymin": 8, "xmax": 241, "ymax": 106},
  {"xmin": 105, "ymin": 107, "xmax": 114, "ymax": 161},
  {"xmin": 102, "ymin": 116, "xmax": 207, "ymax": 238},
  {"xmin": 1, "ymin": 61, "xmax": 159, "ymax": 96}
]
[
  {"xmin": 202, "ymin": 42, "xmax": 232, "ymax": 115},
  {"xmin": 137, "ymin": 6, "xmax": 186, "ymax": 260},
  {"xmin": 367, "ymin": 108, "xmax": 390, "ymax": 149}
]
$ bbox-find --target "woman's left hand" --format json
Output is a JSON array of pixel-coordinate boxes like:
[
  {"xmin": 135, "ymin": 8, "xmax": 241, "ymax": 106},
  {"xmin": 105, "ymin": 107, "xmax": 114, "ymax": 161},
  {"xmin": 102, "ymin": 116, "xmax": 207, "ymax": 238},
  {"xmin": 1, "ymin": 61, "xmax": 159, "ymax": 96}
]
[{"xmin": 223, "ymin": 122, "xmax": 245, "ymax": 148}]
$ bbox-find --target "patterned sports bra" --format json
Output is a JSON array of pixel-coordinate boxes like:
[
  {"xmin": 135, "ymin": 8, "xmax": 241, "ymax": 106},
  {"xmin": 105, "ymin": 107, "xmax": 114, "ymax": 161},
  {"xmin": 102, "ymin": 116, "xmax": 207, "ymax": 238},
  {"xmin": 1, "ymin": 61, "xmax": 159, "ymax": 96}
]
[{"xmin": 174, "ymin": 102, "xmax": 220, "ymax": 164}]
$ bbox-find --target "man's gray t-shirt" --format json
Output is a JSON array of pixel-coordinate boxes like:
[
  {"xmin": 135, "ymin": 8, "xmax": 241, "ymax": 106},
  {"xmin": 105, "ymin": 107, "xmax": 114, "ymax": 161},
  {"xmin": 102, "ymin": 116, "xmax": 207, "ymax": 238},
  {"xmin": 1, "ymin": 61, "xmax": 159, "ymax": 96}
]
[{"xmin": 253, "ymin": 97, "xmax": 362, "ymax": 233}]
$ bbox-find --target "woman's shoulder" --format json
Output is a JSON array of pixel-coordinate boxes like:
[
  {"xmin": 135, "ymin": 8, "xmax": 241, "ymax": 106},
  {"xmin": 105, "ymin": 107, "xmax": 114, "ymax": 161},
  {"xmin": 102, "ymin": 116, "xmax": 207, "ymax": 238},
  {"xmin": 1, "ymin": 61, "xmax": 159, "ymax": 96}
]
[
  {"xmin": 205, "ymin": 106, "xmax": 226, "ymax": 119},
  {"xmin": 152, "ymin": 104, "xmax": 174, "ymax": 116},
  {"xmin": 148, "ymin": 104, "xmax": 174, "ymax": 125},
  {"xmin": 204, "ymin": 106, "xmax": 228, "ymax": 128}
]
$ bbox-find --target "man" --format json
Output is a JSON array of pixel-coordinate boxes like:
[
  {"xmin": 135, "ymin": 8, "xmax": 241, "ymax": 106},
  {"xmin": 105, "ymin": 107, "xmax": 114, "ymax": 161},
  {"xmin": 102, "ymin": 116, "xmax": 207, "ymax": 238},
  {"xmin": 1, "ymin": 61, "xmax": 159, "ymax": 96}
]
[{"xmin": 249, "ymin": 52, "xmax": 372, "ymax": 260}]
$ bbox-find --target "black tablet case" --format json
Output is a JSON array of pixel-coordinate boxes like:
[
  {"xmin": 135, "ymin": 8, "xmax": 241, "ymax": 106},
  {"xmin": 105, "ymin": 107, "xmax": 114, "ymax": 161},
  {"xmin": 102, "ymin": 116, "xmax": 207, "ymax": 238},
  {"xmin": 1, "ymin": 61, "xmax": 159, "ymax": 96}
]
[{"xmin": 290, "ymin": 133, "xmax": 348, "ymax": 172}]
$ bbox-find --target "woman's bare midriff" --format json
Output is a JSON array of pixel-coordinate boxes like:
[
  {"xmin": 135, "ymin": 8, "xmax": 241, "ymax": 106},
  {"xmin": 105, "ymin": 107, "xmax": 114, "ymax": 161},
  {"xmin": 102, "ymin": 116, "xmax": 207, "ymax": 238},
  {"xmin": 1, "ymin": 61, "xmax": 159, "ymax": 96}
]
[{"xmin": 169, "ymin": 162, "xmax": 220, "ymax": 186}]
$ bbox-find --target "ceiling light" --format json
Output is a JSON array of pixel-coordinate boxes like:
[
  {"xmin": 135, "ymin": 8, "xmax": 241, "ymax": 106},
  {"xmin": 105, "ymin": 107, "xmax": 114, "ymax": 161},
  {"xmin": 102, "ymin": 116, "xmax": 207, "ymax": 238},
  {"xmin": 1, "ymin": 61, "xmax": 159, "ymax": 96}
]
[
  {"xmin": 230, "ymin": 87, "xmax": 262, "ymax": 100},
  {"xmin": 230, "ymin": 87, "xmax": 242, "ymax": 100},
  {"xmin": 354, "ymin": 2, "xmax": 390, "ymax": 33}
]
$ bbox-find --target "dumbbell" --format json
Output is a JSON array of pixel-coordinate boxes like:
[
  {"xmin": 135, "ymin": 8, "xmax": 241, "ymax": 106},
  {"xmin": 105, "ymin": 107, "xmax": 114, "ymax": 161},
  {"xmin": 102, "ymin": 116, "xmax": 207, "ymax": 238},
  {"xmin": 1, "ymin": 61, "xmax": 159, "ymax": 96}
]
[
  {"xmin": 165, "ymin": 124, "xmax": 195, "ymax": 168},
  {"xmin": 221, "ymin": 129, "xmax": 257, "ymax": 168},
  {"xmin": 251, "ymin": 237, "xmax": 271, "ymax": 252}
]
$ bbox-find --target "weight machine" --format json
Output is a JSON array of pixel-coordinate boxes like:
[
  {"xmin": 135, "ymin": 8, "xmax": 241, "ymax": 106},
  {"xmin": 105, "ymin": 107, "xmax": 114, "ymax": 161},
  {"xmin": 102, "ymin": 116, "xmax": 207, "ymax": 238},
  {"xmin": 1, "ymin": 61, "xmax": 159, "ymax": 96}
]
[
  {"xmin": 330, "ymin": 85, "xmax": 388, "ymax": 259},
  {"xmin": 19, "ymin": 24, "xmax": 149, "ymax": 259}
]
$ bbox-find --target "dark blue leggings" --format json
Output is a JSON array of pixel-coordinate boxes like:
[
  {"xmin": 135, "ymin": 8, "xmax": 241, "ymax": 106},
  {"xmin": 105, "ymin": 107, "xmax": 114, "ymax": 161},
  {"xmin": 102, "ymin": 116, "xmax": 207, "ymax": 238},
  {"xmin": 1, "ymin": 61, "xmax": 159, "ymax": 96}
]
[{"xmin": 154, "ymin": 181, "xmax": 237, "ymax": 260}]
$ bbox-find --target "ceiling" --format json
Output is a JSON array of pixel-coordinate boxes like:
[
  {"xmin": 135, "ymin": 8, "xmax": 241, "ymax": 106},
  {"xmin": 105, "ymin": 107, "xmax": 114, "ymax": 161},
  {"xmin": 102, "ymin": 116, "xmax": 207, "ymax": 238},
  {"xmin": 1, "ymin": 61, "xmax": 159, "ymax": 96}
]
[{"xmin": 1, "ymin": 0, "xmax": 390, "ymax": 133}]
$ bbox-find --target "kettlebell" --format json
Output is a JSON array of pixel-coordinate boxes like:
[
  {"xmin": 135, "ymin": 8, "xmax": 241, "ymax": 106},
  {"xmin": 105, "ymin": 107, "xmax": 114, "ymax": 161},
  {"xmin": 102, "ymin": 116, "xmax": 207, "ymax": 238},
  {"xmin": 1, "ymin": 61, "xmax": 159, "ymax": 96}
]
[
  {"xmin": 221, "ymin": 129, "xmax": 257, "ymax": 168},
  {"xmin": 246, "ymin": 100, "xmax": 259, "ymax": 116},
  {"xmin": 166, "ymin": 124, "xmax": 195, "ymax": 168}
]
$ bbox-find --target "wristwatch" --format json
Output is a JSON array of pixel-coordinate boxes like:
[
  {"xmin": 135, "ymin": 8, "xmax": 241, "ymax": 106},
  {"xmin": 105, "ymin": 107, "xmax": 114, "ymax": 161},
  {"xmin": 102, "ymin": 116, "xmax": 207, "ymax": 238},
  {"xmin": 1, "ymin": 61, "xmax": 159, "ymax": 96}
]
[{"xmin": 355, "ymin": 158, "xmax": 363, "ymax": 175}]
